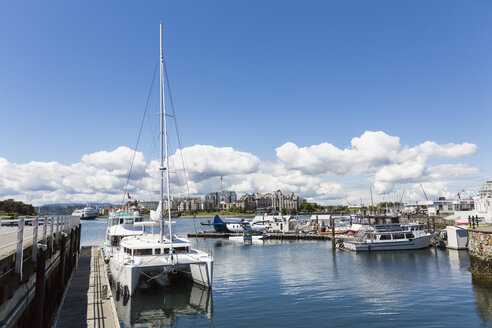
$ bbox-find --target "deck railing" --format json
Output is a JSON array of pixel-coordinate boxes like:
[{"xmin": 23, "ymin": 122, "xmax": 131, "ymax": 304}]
[{"xmin": 0, "ymin": 216, "xmax": 80, "ymax": 279}]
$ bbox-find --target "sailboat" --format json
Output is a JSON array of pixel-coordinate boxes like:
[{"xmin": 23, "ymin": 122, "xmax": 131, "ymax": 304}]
[{"xmin": 109, "ymin": 23, "xmax": 214, "ymax": 296}]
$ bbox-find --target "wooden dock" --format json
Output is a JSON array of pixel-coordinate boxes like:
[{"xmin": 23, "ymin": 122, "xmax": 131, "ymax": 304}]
[
  {"xmin": 188, "ymin": 231, "xmax": 335, "ymax": 241},
  {"xmin": 54, "ymin": 246, "xmax": 120, "ymax": 328}
]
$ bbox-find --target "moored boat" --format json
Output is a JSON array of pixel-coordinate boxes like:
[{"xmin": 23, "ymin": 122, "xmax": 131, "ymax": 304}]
[
  {"xmin": 109, "ymin": 220, "xmax": 213, "ymax": 295},
  {"xmin": 103, "ymin": 210, "xmax": 144, "ymax": 258},
  {"xmin": 109, "ymin": 22, "xmax": 213, "ymax": 296},
  {"xmin": 343, "ymin": 223, "xmax": 433, "ymax": 252}
]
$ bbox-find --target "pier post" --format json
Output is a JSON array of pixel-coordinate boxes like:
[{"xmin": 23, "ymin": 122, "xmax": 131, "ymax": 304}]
[
  {"xmin": 77, "ymin": 224, "xmax": 81, "ymax": 253},
  {"xmin": 331, "ymin": 217, "xmax": 336, "ymax": 248},
  {"xmin": 34, "ymin": 246, "xmax": 47, "ymax": 326},
  {"xmin": 49, "ymin": 217, "xmax": 54, "ymax": 253},
  {"xmin": 15, "ymin": 216, "xmax": 25, "ymax": 280},
  {"xmin": 58, "ymin": 233, "xmax": 67, "ymax": 297}
]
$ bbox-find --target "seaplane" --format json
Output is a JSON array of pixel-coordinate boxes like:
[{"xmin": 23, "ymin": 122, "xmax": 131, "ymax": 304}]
[{"xmin": 212, "ymin": 215, "xmax": 270, "ymax": 242}]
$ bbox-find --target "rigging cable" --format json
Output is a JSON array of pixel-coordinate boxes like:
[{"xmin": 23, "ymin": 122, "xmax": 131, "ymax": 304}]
[
  {"xmin": 162, "ymin": 56, "xmax": 200, "ymax": 239},
  {"xmin": 121, "ymin": 60, "xmax": 159, "ymax": 207}
]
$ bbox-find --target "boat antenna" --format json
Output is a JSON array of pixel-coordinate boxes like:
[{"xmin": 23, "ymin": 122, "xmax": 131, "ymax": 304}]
[{"xmin": 160, "ymin": 22, "xmax": 173, "ymax": 245}]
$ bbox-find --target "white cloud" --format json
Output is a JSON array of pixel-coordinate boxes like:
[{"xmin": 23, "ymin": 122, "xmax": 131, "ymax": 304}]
[
  {"xmin": 275, "ymin": 131, "xmax": 478, "ymax": 195},
  {"xmin": 0, "ymin": 131, "xmax": 480, "ymax": 206}
]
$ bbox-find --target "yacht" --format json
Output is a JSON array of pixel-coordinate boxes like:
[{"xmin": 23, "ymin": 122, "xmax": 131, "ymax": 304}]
[
  {"xmin": 109, "ymin": 23, "xmax": 213, "ymax": 296},
  {"xmin": 110, "ymin": 220, "xmax": 213, "ymax": 295},
  {"xmin": 71, "ymin": 205, "xmax": 99, "ymax": 220},
  {"xmin": 343, "ymin": 223, "xmax": 434, "ymax": 252},
  {"xmin": 103, "ymin": 210, "xmax": 144, "ymax": 258}
]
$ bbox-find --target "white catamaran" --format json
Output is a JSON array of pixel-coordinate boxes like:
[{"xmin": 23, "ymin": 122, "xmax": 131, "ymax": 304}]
[{"xmin": 109, "ymin": 23, "xmax": 213, "ymax": 295}]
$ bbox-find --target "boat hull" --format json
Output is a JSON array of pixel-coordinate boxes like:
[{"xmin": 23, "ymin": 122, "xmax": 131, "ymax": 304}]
[
  {"xmin": 109, "ymin": 255, "xmax": 213, "ymax": 295},
  {"xmin": 80, "ymin": 215, "xmax": 98, "ymax": 220},
  {"xmin": 343, "ymin": 234, "xmax": 433, "ymax": 252}
]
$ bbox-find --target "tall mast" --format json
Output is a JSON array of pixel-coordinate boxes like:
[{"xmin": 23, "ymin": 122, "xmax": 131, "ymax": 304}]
[
  {"xmin": 159, "ymin": 22, "xmax": 173, "ymax": 244},
  {"xmin": 159, "ymin": 22, "xmax": 164, "ymax": 243},
  {"xmin": 163, "ymin": 23, "xmax": 173, "ymax": 244}
]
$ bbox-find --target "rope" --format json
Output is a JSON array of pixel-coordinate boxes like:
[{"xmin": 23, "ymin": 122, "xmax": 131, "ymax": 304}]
[
  {"xmin": 121, "ymin": 60, "xmax": 159, "ymax": 207},
  {"xmin": 163, "ymin": 56, "xmax": 200, "ymax": 241},
  {"xmin": 140, "ymin": 269, "xmax": 170, "ymax": 282}
]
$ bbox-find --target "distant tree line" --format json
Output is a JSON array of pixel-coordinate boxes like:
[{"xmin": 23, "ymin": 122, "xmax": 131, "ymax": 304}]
[
  {"xmin": 299, "ymin": 201, "xmax": 323, "ymax": 213},
  {"xmin": 0, "ymin": 199, "xmax": 37, "ymax": 216}
]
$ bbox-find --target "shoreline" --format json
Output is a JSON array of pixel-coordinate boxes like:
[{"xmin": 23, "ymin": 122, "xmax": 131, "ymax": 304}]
[{"xmin": 179, "ymin": 213, "xmax": 254, "ymax": 218}]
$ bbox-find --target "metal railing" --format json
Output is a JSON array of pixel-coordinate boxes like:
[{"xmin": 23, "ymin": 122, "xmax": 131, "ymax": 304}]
[{"xmin": 0, "ymin": 215, "xmax": 80, "ymax": 280}]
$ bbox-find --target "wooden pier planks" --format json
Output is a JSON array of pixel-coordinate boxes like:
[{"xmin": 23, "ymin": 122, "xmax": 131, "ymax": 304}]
[{"xmin": 54, "ymin": 246, "xmax": 119, "ymax": 328}]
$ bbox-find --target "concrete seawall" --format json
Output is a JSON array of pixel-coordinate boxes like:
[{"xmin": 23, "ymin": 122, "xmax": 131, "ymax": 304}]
[{"xmin": 468, "ymin": 227, "xmax": 492, "ymax": 283}]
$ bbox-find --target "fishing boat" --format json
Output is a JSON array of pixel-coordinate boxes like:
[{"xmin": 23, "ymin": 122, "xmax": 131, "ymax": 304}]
[
  {"xmin": 109, "ymin": 23, "xmax": 213, "ymax": 296},
  {"xmin": 343, "ymin": 223, "xmax": 433, "ymax": 252}
]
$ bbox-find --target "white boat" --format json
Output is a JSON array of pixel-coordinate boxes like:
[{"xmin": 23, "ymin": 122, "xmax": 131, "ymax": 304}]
[
  {"xmin": 343, "ymin": 223, "xmax": 433, "ymax": 252},
  {"xmin": 103, "ymin": 210, "xmax": 144, "ymax": 258},
  {"xmin": 109, "ymin": 23, "xmax": 213, "ymax": 296},
  {"xmin": 109, "ymin": 221, "xmax": 213, "ymax": 295},
  {"xmin": 72, "ymin": 205, "xmax": 99, "ymax": 220},
  {"xmin": 251, "ymin": 214, "xmax": 297, "ymax": 232}
]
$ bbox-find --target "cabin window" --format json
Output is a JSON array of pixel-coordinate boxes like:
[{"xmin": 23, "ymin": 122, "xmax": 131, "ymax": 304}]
[
  {"xmin": 155, "ymin": 248, "xmax": 161, "ymax": 255},
  {"xmin": 125, "ymin": 219, "xmax": 133, "ymax": 224},
  {"xmin": 124, "ymin": 247, "xmax": 131, "ymax": 255},
  {"xmin": 112, "ymin": 219, "xmax": 118, "ymax": 225},
  {"xmin": 120, "ymin": 218, "xmax": 124, "ymax": 224},
  {"xmin": 163, "ymin": 248, "xmax": 169, "ymax": 254},
  {"xmin": 135, "ymin": 217, "xmax": 142, "ymax": 222},
  {"xmin": 134, "ymin": 249, "xmax": 153, "ymax": 256},
  {"xmin": 393, "ymin": 234, "xmax": 404, "ymax": 240},
  {"xmin": 405, "ymin": 233, "xmax": 414, "ymax": 239},
  {"xmin": 175, "ymin": 247, "xmax": 190, "ymax": 253},
  {"xmin": 379, "ymin": 234, "xmax": 391, "ymax": 240},
  {"xmin": 111, "ymin": 237, "xmax": 118, "ymax": 246}
]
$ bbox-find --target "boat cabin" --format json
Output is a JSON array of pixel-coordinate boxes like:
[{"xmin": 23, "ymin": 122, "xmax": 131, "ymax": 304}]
[
  {"xmin": 122, "ymin": 245, "xmax": 191, "ymax": 256},
  {"xmin": 108, "ymin": 212, "xmax": 144, "ymax": 226},
  {"xmin": 120, "ymin": 234, "xmax": 192, "ymax": 259},
  {"xmin": 368, "ymin": 231, "xmax": 416, "ymax": 241}
]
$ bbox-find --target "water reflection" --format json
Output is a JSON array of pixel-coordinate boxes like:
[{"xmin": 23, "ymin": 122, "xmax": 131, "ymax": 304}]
[
  {"xmin": 113, "ymin": 281, "xmax": 213, "ymax": 327},
  {"xmin": 472, "ymin": 279, "xmax": 492, "ymax": 325},
  {"xmin": 446, "ymin": 249, "xmax": 470, "ymax": 272}
]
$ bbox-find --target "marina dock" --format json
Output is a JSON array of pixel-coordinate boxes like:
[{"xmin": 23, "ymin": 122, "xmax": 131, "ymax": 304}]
[
  {"xmin": 0, "ymin": 216, "xmax": 119, "ymax": 328},
  {"xmin": 54, "ymin": 246, "xmax": 119, "ymax": 328},
  {"xmin": 188, "ymin": 231, "xmax": 335, "ymax": 241}
]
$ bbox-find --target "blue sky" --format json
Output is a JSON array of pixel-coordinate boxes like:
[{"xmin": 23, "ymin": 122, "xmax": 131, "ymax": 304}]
[{"xmin": 0, "ymin": 1, "xmax": 491, "ymax": 205}]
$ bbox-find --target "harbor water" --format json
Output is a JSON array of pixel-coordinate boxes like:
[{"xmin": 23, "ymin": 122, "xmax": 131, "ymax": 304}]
[{"xmin": 81, "ymin": 218, "xmax": 492, "ymax": 327}]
